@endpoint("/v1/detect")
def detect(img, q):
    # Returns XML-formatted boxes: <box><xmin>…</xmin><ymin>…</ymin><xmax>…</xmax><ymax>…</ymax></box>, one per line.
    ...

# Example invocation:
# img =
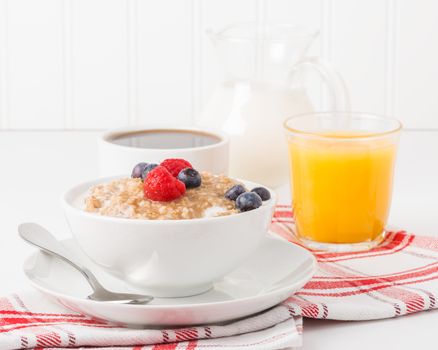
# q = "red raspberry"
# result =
<box><xmin>160</xmin><ymin>158</ymin><xmax>193</xmax><ymax>177</ymax></box>
<box><xmin>144</xmin><ymin>166</ymin><xmax>186</xmax><ymax>202</ymax></box>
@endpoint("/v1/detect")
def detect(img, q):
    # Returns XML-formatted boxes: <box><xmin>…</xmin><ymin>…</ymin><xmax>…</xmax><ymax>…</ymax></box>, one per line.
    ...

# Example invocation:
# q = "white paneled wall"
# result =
<box><xmin>331</xmin><ymin>0</ymin><xmax>387</xmax><ymax>114</ymax></box>
<box><xmin>0</xmin><ymin>0</ymin><xmax>436</xmax><ymax>130</ymax></box>
<box><xmin>200</xmin><ymin>0</ymin><xmax>257</xmax><ymax>114</ymax></box>
<box><xmin>396</xmin><ymin>0</ymin><xmax>438</xmax><ymax>129</ymax></box>
<box><xmin>70</xmin><ymin>0</ymin><xmax>128</xmax><ymax>129</ymax></box>
<box><xmin>6</xmin><ymin>0</ymin><xmax>64</xmax><ymax>129</ymax></box>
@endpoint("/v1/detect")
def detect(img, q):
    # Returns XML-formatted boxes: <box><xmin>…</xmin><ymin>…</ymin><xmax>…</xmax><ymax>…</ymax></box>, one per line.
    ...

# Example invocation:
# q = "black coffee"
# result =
<box><xmin>109</xmin><ymin>129</ymin><xmax>221</xmax><ymax>149</ymax></box>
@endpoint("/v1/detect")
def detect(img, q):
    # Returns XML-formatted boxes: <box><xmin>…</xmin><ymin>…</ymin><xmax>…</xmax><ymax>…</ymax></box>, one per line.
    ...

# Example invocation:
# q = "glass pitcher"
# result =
<box><xmin>196</xmin><ymin>22</ymin><xmax>349</xmax><ymax>187</ymax></box>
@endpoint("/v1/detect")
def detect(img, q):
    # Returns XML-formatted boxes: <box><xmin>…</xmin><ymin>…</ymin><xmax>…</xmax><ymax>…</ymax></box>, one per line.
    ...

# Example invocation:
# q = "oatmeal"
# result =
<box><xmin>85</xmin><ymin>172</ymin><xmax>239</xmax><ymax>220</ymax></box>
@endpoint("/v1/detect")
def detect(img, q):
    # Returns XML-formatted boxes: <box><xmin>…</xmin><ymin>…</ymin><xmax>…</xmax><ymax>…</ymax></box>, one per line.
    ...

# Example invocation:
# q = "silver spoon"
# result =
<box><xmin>18</xmin><ymin>223</ymin><xmax>153</xmax><ymax>305</ymax></box>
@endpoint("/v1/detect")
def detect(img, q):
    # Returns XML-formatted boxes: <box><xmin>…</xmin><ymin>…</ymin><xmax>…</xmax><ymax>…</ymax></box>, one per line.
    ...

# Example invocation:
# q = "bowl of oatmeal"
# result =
<box><xmin>62</xmin><ymin>160</ymin><xmax>276</xmax><ymax>297</ymax></box>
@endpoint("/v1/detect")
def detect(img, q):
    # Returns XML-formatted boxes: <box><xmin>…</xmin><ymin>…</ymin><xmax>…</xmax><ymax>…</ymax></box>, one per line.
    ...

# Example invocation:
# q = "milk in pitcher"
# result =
<box><xmin>199</xmin><ymin>80</ymin><xmax>314</xmax><ymax>187</ymax></box>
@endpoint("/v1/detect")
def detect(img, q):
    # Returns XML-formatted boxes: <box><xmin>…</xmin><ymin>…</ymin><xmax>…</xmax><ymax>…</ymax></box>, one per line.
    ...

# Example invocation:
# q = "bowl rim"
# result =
<box><xmin>62</xmin><ymin>175</ymin><xmax>277</xmax><ymax>225</ymax></box>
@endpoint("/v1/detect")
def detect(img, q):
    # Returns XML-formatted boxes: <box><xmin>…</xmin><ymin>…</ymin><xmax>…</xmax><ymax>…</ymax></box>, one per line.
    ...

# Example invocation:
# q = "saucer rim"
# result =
<box><xmin>23</xmin><ymin>235</ymin><xmax>317</xmax><ymax>310</ymax></box>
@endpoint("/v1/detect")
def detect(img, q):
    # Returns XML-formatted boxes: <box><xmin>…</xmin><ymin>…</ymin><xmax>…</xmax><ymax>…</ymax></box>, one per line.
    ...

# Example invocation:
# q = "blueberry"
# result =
<box><xmin>224</xmin><ymin>184</ymin><xmax>246</xmax><ymax>201</ymax></box>
<box><xmin>236</xmin><ymin>192</ymin><xmax>262</xmax><ymax>212</ymax></box>
<box><xmin>251</xmin><ymin>187</ymin><xmax>271</xmax><ymax>201</ymax></box>
<box><xmin>131</xmin><ymin>162</ymin><xmax>148</xmax><ymax>178</ymax></box>
<box><xmin>177</xmin><ymin>168</ymin><xmax>202</xmax><ymax>188</ymax></box>
<box><xmin>141</xmin><ymin>163</ymin><xmax>158</xmax><ymax>180</ymax></box>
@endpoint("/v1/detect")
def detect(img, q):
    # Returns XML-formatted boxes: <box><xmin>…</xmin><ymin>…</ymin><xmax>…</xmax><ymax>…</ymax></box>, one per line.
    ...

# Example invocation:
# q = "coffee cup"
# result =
<box><xmin>98</xmin><ymin>126</ymin><xmax>229</xmax><ymax>176</ymax></box>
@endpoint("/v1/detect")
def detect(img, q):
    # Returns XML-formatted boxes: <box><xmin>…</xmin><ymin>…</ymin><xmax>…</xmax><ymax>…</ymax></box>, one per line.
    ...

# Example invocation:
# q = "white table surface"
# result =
<box><xmin>0</xmin><ymin>130</ymin><xmax>437</xmax><ymax>349</ymax></box>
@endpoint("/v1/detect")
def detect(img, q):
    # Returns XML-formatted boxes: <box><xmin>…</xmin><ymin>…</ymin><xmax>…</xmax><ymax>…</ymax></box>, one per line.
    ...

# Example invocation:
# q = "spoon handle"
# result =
<box><xmin>18</xmin><ymin>223</ymin><xmax>105</xmax><ymax>292</ymax></box>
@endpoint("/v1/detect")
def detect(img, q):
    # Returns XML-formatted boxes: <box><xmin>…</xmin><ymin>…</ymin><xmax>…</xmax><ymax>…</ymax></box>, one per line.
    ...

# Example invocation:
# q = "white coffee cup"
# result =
<box><xmin>98</xmin><ymin>126</ymin><xmax>229</xmax><ymax>176</ymax></box>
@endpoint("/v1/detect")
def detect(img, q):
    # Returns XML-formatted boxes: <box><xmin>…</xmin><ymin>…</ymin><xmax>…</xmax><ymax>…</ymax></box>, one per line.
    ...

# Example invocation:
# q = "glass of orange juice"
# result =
<box><xmin>284</xmin><ymin>112</ymin><xmax>402</xmax><ymax>252</ymax></box>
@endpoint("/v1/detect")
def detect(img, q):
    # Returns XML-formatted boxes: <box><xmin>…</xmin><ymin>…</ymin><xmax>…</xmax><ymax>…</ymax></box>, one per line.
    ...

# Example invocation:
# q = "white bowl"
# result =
<box><xmin>62</xmin><ymin>177</ymin><xmax>277</xmax><ymax>298</ymax></box>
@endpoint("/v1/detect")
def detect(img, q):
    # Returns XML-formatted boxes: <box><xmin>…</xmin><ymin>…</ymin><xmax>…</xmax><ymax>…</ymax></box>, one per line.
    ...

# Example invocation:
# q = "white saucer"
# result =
<box><xmin>23</xmin><ymin>236</ymin><xmax>316</xmax><ymax>326</ymax></box>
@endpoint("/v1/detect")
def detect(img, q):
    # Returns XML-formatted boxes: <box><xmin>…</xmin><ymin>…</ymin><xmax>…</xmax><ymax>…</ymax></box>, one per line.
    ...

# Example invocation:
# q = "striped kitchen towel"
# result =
<box><xmin>2</xmin><ymin>205</ymin><xmax>438</xmax><ymax>349</ymax></box>
<box><xmin>271</xmin><ymin>205</ymin><xmax>438</xmax><ymax>320</ymax></box>
<box><xmin>0</xmin><ymin>292</ymin><xmax>302</xmax><ymax>350</ymax></box>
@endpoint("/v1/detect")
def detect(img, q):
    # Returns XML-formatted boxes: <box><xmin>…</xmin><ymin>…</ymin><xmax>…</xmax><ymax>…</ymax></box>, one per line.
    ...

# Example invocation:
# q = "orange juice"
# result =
<box><xmin>288</xmin><ymin>134</ymin><xmax>398</xmax><ymax>244</ymax></box>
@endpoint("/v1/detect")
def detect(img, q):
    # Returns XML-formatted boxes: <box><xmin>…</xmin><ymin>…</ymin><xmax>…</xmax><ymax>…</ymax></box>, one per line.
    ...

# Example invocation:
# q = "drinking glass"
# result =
<box><xmin>284</xmin><ymin>112</ymin><xmax>402</xmax><ymax>252</ymax></box>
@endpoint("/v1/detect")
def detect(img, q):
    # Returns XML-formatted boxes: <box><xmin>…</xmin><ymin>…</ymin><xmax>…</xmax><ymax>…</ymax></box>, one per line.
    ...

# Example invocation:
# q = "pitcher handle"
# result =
<box><xmin>289</xmin><ymin>57</ymin><xmax>351</xmax><ymax>111</ymax></box>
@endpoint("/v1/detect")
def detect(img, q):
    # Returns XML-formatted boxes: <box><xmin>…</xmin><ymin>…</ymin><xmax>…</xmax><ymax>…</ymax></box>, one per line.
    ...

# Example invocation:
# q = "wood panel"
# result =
<box><xmin>331</xmin><ymin>0</ymin><xmax>387</xmax><ymax>114</ymax></box>
<box><xmin>0</xmin><ymin>0</ymin><xmax>7</xmax><ymax>128</ymax></box>
<box><xmin>71</xmin><ymin>0</ymin><xmax>128</xmax><ymax>128</ymax></box>
<box><xmin>6</xmin><ymin>0</ymin><xmax>64</xmax><ymax>129</ymax></box>
<box><xmin>198</xmin><ymin>0</ymin><xmax>257</xmax><ymax>118</ymax></box>
<box><xmin>266</xmin><ymin>0</ymin><xmax>322</xmax><ymax>109</ymax></box>
<box><xmin>396</xmin><ymin>0</ymin><xmax>438</xmax><ymax>128</ymax></box>
<box><xmin>0</xmin><ymin>0</ymin><xmax>437</xmax><ymax>129</ymax></box>
<box><xmin>136</xmin><ymin>0</ymin><xmax>192</xmax><ymax>126</ymax></box>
